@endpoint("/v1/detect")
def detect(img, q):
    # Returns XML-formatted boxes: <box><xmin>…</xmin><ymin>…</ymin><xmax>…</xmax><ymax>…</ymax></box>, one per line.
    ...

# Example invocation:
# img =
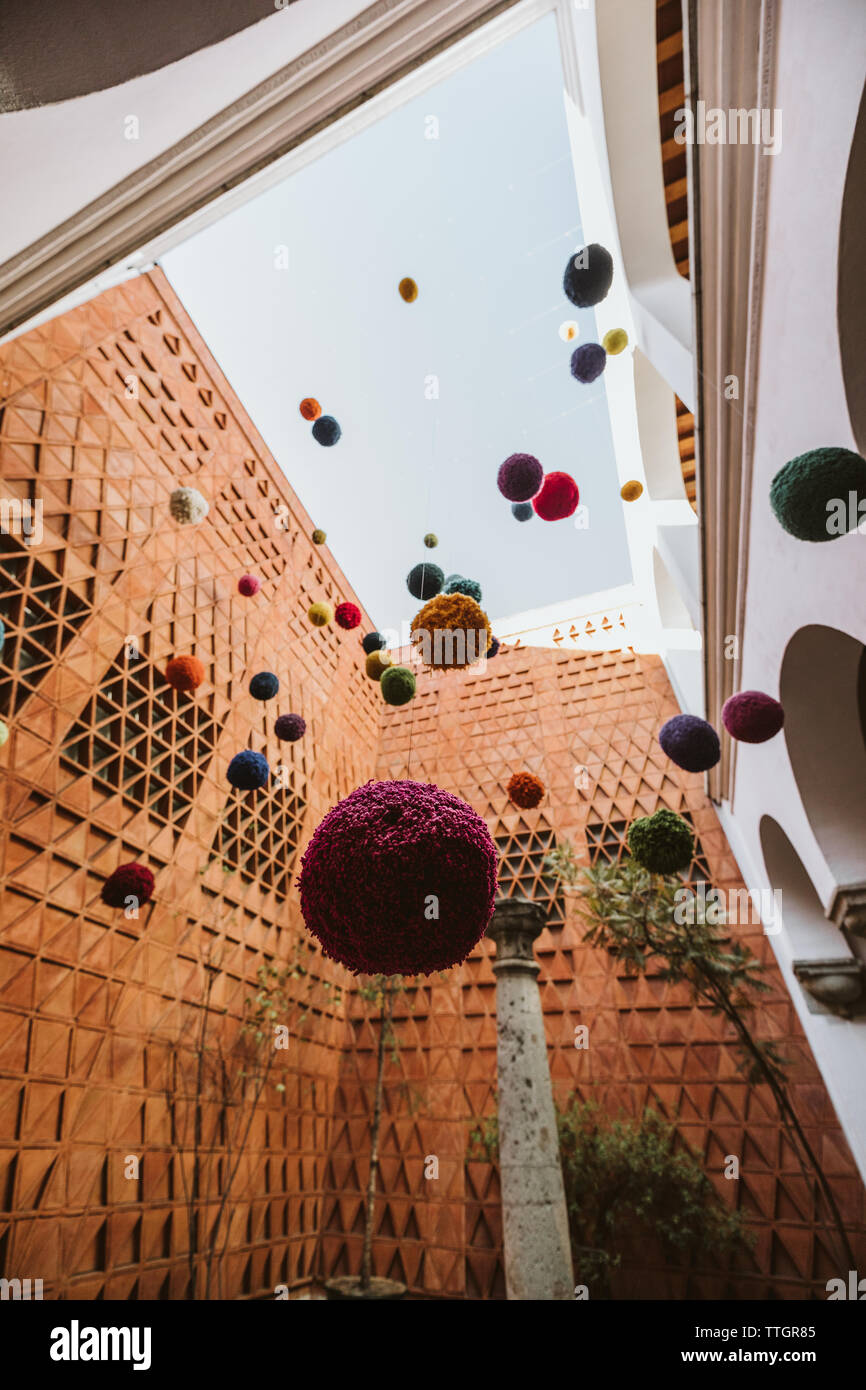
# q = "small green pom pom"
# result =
<box><xmin>627</xmin><ymin>808</ymin><xmax>693</xmax><ymax>874</ymax></box>
<box><xmin>380</xmin><ymin>666</ymin><xmax>416</xmax><ymax>706</ymax></box>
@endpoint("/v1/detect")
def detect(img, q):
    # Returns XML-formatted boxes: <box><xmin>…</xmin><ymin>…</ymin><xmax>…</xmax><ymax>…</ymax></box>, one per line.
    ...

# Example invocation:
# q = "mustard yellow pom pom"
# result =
<box><xmin>398</xmin><ymin>277</ymin><xmax>418</xmax><ymax>303</ymax></box>
<box><xmin>603</xmin><ymin>328</ymin><xmax>628</xmax><ymax>355</ymax></box>
<box><xmin>620</xmin><ymin>480</ymin><xmax>643</xmax><ymax>502</ymax></box>
<box><xmin>308</xmin><ymin>601</ymin><xmax>334</xmax><ymax>627</ymax></box>
<box><xmin>312</xmin><ymin>528</ymin><xmax>326</xmax><ymax>545</ymax></box>
<box><xmin>365</xmin><ymin>650</ymin><xmax>393</xmax><ymax>681</ymax></box>
<box><xmin>410</xmin><ymin>593</ymin><xmax>491</xmax><ymax>670</ymax></box>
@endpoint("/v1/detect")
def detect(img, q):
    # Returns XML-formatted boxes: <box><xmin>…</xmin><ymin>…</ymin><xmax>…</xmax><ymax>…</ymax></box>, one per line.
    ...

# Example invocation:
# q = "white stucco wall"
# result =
<box><xmin>0</xmin><ymin>0</ymin><xmax>371</xmax><ymax>265</ymax></box>
<box><xmin>720</xmin><ymin>0</ymin><xmax>866</xmax><ymax>1178</ymax></box>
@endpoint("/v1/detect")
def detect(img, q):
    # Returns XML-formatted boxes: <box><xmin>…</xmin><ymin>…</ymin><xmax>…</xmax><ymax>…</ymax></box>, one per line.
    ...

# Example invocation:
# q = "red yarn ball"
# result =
<box><xmin>507</xmin><ymin>771</ymin><xmax>545</xmax><ymax>809</ymax></box>
<box><xmin>721</xmin><ymin>690</ymin><xmax>785</xmax><ymax>743</ymax></box>
<box><xmin>165</xmin><ymin>655</ymin><xmax>205</xmax><ymax>692</ymax></box>
<box><xmin>335</xmin><ymin>602</ymin><xmax>361</xmax><ymax>630</ymax></box>
<box><xmin>238</xmin><ymin>574</ymin><xmax>260</xmax><ymax>597</ymax></box>
<box><xmin>101</xmin><ymin>863</ymin><xmax>155</xmax><ymax>909</ymax></box>
<box><xmin>532</xmin><ymin>471</ymin><xmax>579</xmax><ymax>520</ymax></box>
<box><xmin>297</xmin><ymin>779</ymin><xmax>498</xmax><ymax>975</ymax></box>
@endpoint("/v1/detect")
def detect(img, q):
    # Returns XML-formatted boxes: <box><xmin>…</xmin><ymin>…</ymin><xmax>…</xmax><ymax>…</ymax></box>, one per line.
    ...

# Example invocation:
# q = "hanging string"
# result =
<box><xmin>406</xmin><ymin>398</ymin><xmax>440</xmax><ymax>781</ymax></box>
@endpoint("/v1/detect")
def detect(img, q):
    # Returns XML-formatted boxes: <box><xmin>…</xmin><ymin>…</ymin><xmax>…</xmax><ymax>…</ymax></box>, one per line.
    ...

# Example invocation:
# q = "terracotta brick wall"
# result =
<box><xmin>1</xmin><ymin>275</ymin><xmax>862</xmax><ymax>1300</ymax></box>
<box><xmin>316</xmin><ymin>646</ymin><xmax>866</xmax><ymax>1298</ymax></box>
<box><xmin>0</xmin><ymin>271</ymin><xmax>380</xmax><ymax>1298</ymax></box>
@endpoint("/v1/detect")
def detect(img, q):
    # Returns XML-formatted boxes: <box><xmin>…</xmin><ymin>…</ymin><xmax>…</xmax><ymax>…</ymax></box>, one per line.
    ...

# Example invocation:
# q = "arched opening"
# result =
<box><xmin>759</xmin><ymin>816</ymin><xmax>842</xmax><ymax>960</ymax></box>
<box><xmin>780</xmin><ymin>625</ymin><xmax>866</xmax><ymax>887</ymax></box>
<box><xmin>838</xmin><ymin>77</ymin><xmax>866</xmax><ymax>455</ymax></box>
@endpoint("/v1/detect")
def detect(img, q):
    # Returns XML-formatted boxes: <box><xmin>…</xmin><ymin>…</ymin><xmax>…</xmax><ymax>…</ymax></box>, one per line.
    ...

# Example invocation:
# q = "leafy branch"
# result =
<box><xmin>544</xmin><ymin>851</ymin><xmax>856</xmax><ymax>1275</ymax></box>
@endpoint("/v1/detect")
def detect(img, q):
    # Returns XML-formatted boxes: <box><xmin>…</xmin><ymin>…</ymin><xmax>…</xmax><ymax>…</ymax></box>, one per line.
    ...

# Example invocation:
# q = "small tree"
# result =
<box><xmin>545</xmin><ymin>850</ymin><xmax>856</xmax><ymax>1273</ymax></box>
<box><xmin>351</xmin><ymin>974</ymin><xmax>418</xmax><ymax>1294</ymax></box>
<box><xmin>164</xmin><ymin>936</ymin><xmax>342</xmax><ymax>1299</ymax></box>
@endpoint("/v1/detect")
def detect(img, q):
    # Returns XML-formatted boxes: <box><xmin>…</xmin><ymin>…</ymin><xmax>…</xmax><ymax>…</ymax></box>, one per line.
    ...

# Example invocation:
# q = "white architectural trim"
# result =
<box><xmin>696</xmin><ymin>0</ymin><xmax>778</xmax><ymax>802</ymax></box>
<box><xmin>576</xmin><ymin>0</ymin><xmax>693</xmax><ymax>405</ymax></box>
<box><xmin>0</xmin><ymin>0</ymin><xmax>530</xmax><ymax>336</ymax></box>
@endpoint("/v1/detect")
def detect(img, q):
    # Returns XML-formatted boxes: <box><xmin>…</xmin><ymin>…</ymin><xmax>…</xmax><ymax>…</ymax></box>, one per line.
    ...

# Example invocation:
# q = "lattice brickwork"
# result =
<box><xmin>1</xmin><ymin>274</ymin><xmax>862</xmax><ymax>1302</ymax></box>
<box><xmin>317</xmin><ymin>646</ymin><xmax>866</xmax><ymax>1299</ymax></box>
<box><xmin>0</xmin><ymin>271</ymin><xmax>381</xmax><ymax>1298</ymax></box>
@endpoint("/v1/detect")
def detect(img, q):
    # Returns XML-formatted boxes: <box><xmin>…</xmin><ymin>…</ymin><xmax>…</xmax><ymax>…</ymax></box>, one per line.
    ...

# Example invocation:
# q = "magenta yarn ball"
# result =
<box><xmin>101</xmin><ymin>863</ymin><xmax>155</xmax><ymax>909</ymax></box>
<box><xmin>497</xmin><ymin>453</ymin><xmax>544</xmax><ymax>503</ymax></box>
<box><xmin>721</xmin><ymin>691</ymin><xmax>785</xmax><ymax>744</ymax></box>
<box><xmin>297</xmin><ymin>779</ymin><xmax>498</xmax><ymax>976</ymax></box>
<box><xmin>238</xmin><ymin>574</ymin><xmax>260</xmax><ymax>597</ymax></box>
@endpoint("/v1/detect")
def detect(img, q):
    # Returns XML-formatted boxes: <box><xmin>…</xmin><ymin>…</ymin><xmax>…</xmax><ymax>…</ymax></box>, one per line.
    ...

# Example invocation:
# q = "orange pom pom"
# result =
<box><xmin>507</xmin><ymin>771</ymin><xmax>545</xmax><ymax>809</ymax></box>
<box><xmin>299</xmin><ymin>398</ymin><xmax>322</xmax><ymax>421</ymax></box>
<box><xmin>165</xmin><ymin>656</ymin><xmax>205</xmax><ymax>693</ymax></box>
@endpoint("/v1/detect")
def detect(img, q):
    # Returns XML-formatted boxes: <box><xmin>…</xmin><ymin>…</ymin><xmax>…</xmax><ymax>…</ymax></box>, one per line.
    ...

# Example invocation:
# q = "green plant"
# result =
<box><xmin>558</xmin><ymin>1101</ymin><xmax>751</xmax><ymax>1295</ymax></box>
<box><xmin>543</xmin><ymin>842</ymin><xmax>583</xmax><ymax>892</ymax></box>
<box><xmin>467</xmin><ymin>1110</ymin><xmax>499</xmax><ymax>1163</ymax></box>
<box><xmin>465</xmin><ymin>1102</ymin><xmax>751</xmax><ymax>1296</ymax></box>
<box><xmin>545</xmin><ymin>851</ymin><xmax>856</xmax><ymax>1273</ymax></box>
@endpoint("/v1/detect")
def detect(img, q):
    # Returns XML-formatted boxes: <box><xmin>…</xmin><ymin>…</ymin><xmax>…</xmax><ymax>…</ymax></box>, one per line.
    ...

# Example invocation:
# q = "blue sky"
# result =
<box><xmin>163</xmin><ymin>14</ymin><xmax>631</xmax><ymax>635</ymax></box>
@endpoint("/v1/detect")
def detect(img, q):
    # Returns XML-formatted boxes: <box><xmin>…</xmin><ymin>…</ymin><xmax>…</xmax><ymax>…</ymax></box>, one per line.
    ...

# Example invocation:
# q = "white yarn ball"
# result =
<box><xmin>169</xmin><ymin>486</ymin><xmax>209</xmax><ymax>525</ymax></box>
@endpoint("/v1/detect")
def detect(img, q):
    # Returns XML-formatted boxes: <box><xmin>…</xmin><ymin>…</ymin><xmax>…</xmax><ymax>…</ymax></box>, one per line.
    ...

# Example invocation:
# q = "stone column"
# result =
<box><xmin>488</xmin><ymin>897</ymin><xmax>574</xmax><ymax>1300</ymax></box>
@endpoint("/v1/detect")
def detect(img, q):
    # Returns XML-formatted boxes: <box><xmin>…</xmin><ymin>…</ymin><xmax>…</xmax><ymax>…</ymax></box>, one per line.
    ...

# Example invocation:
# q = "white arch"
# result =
<box><xmin>759</xmin><ymin>816</ymin><xmax>844</xmax><ymax>961</ymax></box>
<box><xmin>780</xmin><ymin>624</ymin><xmax>866</xmax><ymax>889</ymax></box>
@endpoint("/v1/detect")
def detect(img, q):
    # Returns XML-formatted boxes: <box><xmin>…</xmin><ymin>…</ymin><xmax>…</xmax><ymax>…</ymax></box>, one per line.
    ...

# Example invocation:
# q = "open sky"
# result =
<box><xmin>162</xmin><ymin>14</ymin><xmax>631</xmax><ymax>635</ymax></box>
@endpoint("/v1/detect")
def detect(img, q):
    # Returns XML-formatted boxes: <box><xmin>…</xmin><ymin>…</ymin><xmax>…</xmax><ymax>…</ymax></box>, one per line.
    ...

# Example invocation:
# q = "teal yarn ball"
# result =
<box><xmin>380</xmin><ymin>666</ymin><xmax>416</xmax><ymax>706</ymax></box>
<box><xmin>445</xmin><ymin>576</ymin><xmax>482</xmax><ymax>603</ymax></box>
<box><xmin>627</xmin><ymin>808</ymin><xmax>694</xmax><ymax>874</ymax></box>
<box><xmin>770</xmin><ymin>447</ymin><xmax>866</xmax><ymax>542</ymax></box>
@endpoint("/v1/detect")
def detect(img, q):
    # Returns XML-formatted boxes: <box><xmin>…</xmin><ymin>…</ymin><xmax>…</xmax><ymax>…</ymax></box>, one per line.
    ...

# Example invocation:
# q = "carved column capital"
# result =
<box><xmin>487</xmin><ymin>897</ymin><xmax>546</xmax><ymax>976</ymax></box>
<box><xmin>828</xmin><ymin>885</ymin><xmax>866</xmax><ymax>939</ymax></box>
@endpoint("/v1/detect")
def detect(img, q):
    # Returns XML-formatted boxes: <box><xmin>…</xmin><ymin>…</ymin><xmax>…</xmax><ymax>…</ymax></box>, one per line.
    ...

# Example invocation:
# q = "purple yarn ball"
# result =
<box><xmin>658</xmin><ymin>714</ymin><xmax>721</xmax><ymax>773</ymax></box>
<box><xmin>721</xmin><ymin>691</ymin><xmax>784</xmax><ymax>744</ymax></box>
<box><xmin>497</xmin><ymin>453</ymin><xmax>544</xmax><ymax>503</ymax></box>
<box><xmin>274</xmin><ymin>713</ymin><xmax>306</xmax><ymax>742</ymax></box>
<box><xmin>570</xmin><ymin>342</ymin><xmax>607</xmax><ymax>384</ymax></box>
